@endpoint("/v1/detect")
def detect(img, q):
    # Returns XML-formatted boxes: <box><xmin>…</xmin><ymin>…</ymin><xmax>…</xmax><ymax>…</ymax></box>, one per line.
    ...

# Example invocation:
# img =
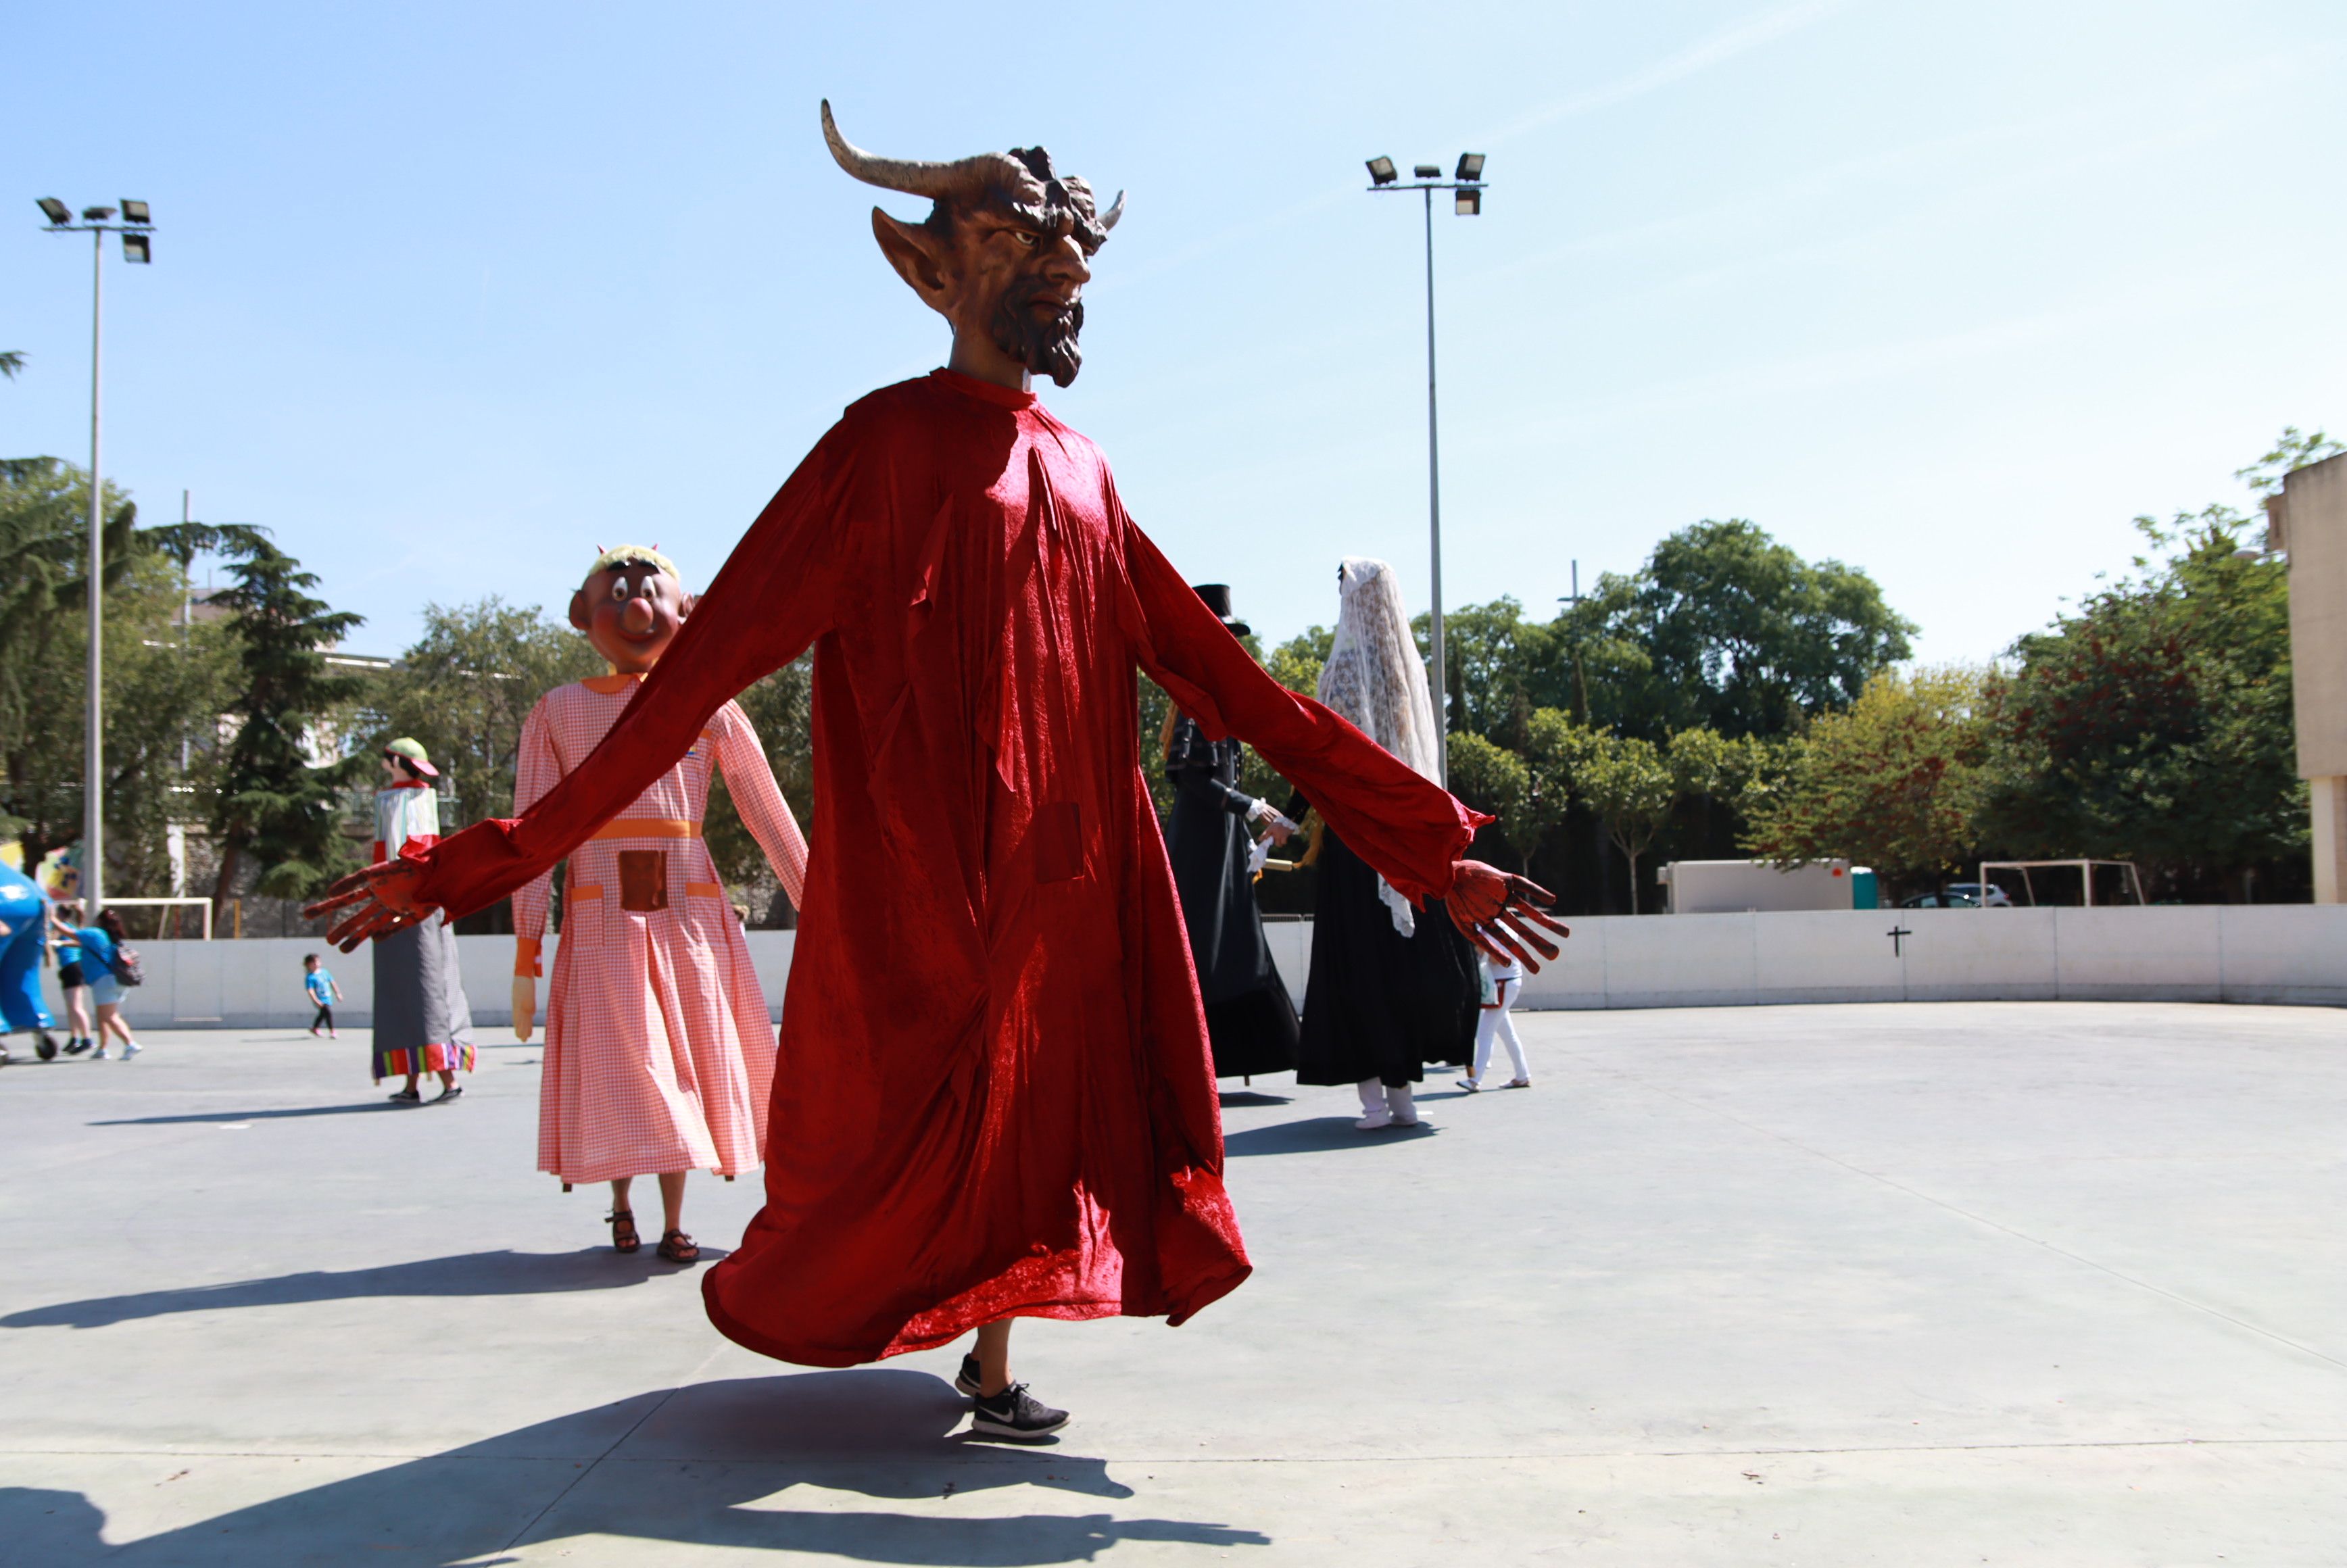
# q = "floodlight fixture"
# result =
<box><xmin>1366</xmin><ymin>155</ymin><xmax>1397</xmax><ymax>186</ymax></box>
<box><xmin>1455</xmin><ymin>187</ymin><xmax>1481</xmax><ymax>216</ymax></box>
<box><xmin>1455</xmin><ymin>153</ymin><xmax>1485</xmax><ymax>182</ymax></box>
<box><xmin>37</xmin><ymin>196</ymin><xmax>72</xmax><ymax>225</ymax></box>
<box><xmin>121</xmin><ymin>199</ymin><xmax>150</xmax><ymax>224</ymax></box>
<box><xmin>82</xmin><ymin>205</ymin><xmax>117</xmax><ymax>222</ymax></box>
<box><xmin>1412</xmin><ymin>164</ymin><xmax>1441</xmax><ymax>179</ymax></box>
<box><xmin>122</xmin><ymin>232</ymin><xmax>151</xmax><ymax>264</ymax></box>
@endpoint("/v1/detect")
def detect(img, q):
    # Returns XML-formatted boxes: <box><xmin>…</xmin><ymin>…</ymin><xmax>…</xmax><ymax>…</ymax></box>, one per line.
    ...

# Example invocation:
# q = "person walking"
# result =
<box><xmin>53</xmin><ymin>906</ymin><xmax>141</xmax><ymax>1060</ymax></box>
<box><xmin>303</xmin><ymin>954</ymin><xmax>343</xmax><ymax>1038</ymax></box>
<box><xmin>369</xmin><ymin>739</ymin><xmax>475</xmax><ymax>1104</ymax></box>
<box><xmin>510</xmin><ymin>545</ymin><xmax>808</xmax><ymax>1266</ymax></box>
<box><xmin>1459</xmin><ymin>950</ymin><xmax>1530</xmax><ymax>1092</ymax></box>
<box><xmin>1288</xmin><ymin>559</ymin><xmax>1484</xmax><ymax>1131</ymax></box>
<box><xmin>51</xmin><ymin>898</ymin><xmax>95</xmax><ymax>1056</ymax></box>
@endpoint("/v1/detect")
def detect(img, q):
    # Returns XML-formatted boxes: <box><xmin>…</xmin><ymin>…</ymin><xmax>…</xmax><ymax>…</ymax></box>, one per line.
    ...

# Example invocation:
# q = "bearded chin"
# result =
<box><xmin>992</xmin><ymin>293</ymin><xmax>1085</xmax><ymax>388</ymax></box>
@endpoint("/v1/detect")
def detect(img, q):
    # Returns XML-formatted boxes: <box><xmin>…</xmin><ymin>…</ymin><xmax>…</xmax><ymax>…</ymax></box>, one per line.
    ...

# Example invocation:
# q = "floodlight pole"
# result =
<box><xmin>39</xmin><ymin>201</ymin><xmax>155</xmax><ymax>914</ymax></box>
<box><xmin>84</xmin><ymin>224</ymin><xmax>104</xmax><ymax>914</ymax></box>
<box><xmin>1368</xmin><ymin>164</ymin><xmax>1484</xmax><ymax>786</ymax></box>
<box><xmin>1421</xmin><ymin>183</ymin><xmax>1445</xmax><ymax>786</ymax></box>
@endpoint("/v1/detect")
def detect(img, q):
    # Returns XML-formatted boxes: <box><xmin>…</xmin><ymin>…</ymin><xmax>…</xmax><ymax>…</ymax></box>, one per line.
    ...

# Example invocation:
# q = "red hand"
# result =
<box><xmin>1445</xmin><ymin>860</ymin><xmax>1570</xmax><ymax>971</ymax></box>
<box><xmin>303</xmin><ymin>860</ymin><xmax>440</xmax><ymax>953</ymax></box>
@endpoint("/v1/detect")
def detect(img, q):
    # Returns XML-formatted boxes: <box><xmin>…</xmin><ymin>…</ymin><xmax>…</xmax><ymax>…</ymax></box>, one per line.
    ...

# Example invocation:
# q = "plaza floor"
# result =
<box><xmin>1</xmin><ymin>1002</ymin><xmax>2340</xmax><ymax>1565</ymax></box>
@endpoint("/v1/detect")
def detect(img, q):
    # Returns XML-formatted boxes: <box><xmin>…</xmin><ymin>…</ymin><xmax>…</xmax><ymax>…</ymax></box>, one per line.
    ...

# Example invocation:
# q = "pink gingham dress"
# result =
<box><xmin>514</xmin><ymin>675</ymin><xmax>808</xmax><ymax>1185</ymax></box>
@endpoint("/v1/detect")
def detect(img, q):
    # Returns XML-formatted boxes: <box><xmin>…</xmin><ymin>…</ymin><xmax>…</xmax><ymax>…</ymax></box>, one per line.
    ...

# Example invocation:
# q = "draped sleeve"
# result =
<box><xmin>713</xmin><ymin>698</ymin><xmax>808</xmax><ymax>911</ymax></box>
<box><xmin>508</xmin><ymin>693</ymin><xmax>562</xmax><ymax>977</ymax></box>
<box><xmin>1115</xmin><ymin>501</ymin><xmax>1484</xmax><ymax>904</ymax></box>
<box><xmin>404</xmin><ymin>420</ymin><xmax>858</xmax><ymax>922</ymax></box>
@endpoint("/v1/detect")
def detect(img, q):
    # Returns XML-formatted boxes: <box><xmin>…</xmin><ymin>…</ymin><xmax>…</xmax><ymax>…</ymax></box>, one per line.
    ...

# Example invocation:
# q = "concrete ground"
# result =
<box><xmin>1</xmin><ymin>1002</ymin><xmax>2340</xmax><ymax>1566</ymax></box>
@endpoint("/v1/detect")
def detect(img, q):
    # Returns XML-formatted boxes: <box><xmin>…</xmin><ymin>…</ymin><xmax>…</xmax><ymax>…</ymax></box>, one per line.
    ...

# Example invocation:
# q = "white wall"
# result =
<box><xmin>48</xmin><ymin>906</ymin><xmax>2347</xmax><ymax>1032</ymax></box>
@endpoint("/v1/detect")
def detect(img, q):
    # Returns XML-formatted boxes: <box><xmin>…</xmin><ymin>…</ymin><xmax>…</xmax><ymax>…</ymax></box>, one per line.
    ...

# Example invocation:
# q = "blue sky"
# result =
<box><xmin>5</xmin><ymin>1</ymin><xmax>2341</xmax><ymax>667</ymax></box>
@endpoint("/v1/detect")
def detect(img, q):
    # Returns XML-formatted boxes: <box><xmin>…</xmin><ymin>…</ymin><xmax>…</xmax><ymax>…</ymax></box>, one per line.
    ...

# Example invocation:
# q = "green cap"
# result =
<box><xmin>383</xmin><ymin>737</ymin><xmax>439</xmax><ymax>778</ymax></box>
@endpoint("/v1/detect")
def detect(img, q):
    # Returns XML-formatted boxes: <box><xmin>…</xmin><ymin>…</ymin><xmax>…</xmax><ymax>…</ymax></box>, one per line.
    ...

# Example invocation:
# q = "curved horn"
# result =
<box><xmin>1099</xmin><ymin>189</ymin><xmax>1126</xmax><ymax>231</ymax></box>
<box><xmin>821</xmin><ymin>99</ymin><xmax>994</xmax><ymax>201</ymax></box>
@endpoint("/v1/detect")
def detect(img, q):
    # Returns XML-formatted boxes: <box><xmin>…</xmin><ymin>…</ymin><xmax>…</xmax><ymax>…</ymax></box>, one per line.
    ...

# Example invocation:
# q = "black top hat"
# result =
<box><xmin>1190</xmin><ymin>583</ymin><xmax>1249</xmax><ymax>638</ymax></box>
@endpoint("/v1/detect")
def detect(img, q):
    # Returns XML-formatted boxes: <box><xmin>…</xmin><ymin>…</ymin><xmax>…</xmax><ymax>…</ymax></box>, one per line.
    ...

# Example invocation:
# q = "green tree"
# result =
<box><xmin>0</xmin><ymin>458</ymin><xmax>141</xmax><ymax>863</ymax></box>
<box><xmin>1562</xmin><ymin>519</ymin><xmax>1914</xmax><ymax>740</ymax></box>
<box><xmin>0</xmin><ymin>351</ymin><xmax>23</xmax><ymax>380</ymax></box>
<box><xmin>204</xmin><ymin>532</ymin><xmax>370</xmax><ymax>910</ymax></box>
<box><xmin>1266</xmin><ymin>624</ymin><xmax>1332</xmax><ymax>700</ymax></box>
<box><xmin>1976</xmin><ymin>504</ymin><xmax>2300</xmax><ymax>894</ymax></box>
<box><xmin>1744</xmin><ymin>665</ymin><xmax>1989</xmax><ymax>894</ymax></box>
<box><xmin>1414</xmin><ymin>597</ymin><xmax>1565</xmax><ymax>745</ymax></box>
<box><xmin>377</xmin><ymin>598</ymin><xmax>604</xmax><ymax>832</ymax></box>
<box><xmin>1446</xmin><ymin>731</ymin><xmax>1537</xmax><ymax>870</ymax></box>
<box><xmin>1577</xmin><ymin>731</ymin><xmax>1678</xmax><ymax>913</ymax></box>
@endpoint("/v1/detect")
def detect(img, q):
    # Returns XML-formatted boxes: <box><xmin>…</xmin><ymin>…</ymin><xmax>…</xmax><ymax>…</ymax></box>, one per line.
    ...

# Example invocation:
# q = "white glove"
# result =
<box><xmin>1244</xmin><ymin>797</ymin><xmax>1274</xmax><ymax>823</ymax></box>
<box><xmin>1247</xmin><ymin>835</ymin><xmax>1272</xmax><ymax>876</ymax></box>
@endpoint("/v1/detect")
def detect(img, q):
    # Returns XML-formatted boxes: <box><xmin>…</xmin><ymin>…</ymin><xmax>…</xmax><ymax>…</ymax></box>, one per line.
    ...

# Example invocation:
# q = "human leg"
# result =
<box><xmin>963</xmin><ymin>1319</ymin><xmax>1068</xmax><ymax>1440</ymax></box>
<box><xmin>1464</xmin><ymin>1006</ymin><xmax>1500</xmax><ymax>1089</ymax></box>
<box><xmin>655</xmin><ymin>1172</ymin><xmax>697</xmax><ymax>1262</ymax></box>
<box><xmin>1354</xmin><ymin>1077</ymin><xmax>1393</xmax><ymax>1130</ymax></box>
<box><xmin>606</xmin><ymin>1177</ymin><xmax>641</xmax><ymax>1252</ymax></box>
<box><xmin>1383</xmin><ymin>1081</ymin><xmax>1419</xmax><ymax>1125</ymax></box>
<box><xmin>1493</xmin><ymin>986</ymin><xmax>1529</xmax><ymax>1085</ymax></box>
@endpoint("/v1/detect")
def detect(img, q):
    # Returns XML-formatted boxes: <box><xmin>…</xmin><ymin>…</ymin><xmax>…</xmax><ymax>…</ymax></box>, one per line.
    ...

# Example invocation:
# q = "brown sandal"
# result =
<box><xmin>657</xmin><ymin>1229</ymin><xmax>700</xmax><ymax>1264</ymax></box>
<box><xmin>607</xmin><ymin>1209</ymin><xmax>639</xmax><ymax>1254</ymax></box>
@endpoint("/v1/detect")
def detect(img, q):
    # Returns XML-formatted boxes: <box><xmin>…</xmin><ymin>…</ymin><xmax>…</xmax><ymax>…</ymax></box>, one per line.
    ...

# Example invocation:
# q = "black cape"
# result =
<box><xmin>1291</xmin><ymin>818</ymin><xmax>1478</xmax><ymax>1087</ymax></box>
<box><xmin>1163</xmin><ymin>716</ymin><xmax>1299</xmax><ymax>1078</ymax></box>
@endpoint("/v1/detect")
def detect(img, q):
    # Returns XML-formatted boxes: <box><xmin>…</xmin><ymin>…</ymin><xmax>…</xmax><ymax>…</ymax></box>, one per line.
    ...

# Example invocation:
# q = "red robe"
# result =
<box><xmin>402</xmin><ymin>368</ymin><xmax>1483</xmax><ymax>1365</ymax></box>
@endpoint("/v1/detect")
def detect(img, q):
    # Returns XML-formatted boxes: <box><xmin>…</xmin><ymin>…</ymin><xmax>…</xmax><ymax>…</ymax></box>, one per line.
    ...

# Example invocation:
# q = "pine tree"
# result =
<box><xmin>197</xmin><ymin>529</ymin><xmax>368</xmax><ymax>912</ymax></box>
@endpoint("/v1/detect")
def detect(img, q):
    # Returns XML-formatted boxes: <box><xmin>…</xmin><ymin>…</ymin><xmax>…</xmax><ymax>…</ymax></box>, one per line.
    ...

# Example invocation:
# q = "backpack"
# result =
<box><xmin>113</xmin><ymin>944</ymin><xmax>144</xmax><ymax>987</ymax></box>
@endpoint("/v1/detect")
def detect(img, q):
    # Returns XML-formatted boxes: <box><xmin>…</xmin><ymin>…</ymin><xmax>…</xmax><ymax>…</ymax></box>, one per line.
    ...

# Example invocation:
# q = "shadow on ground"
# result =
<box><xmin>93</xmin><ymin>1102</ymin><xmax>406</xmax><ymax>1125</ymax></box>
<box><xmin>1</xmin><ymin>1248</ymin><xmax>719</xmax><ymax>1329</ymax></box>
<box><xmin>0</xmin><ymin>1371</ymin><xmax>1270</xmax><ymax>1565</ymax></box>
<box><xmin>1221</xmin><ymin>1116</ymin><xmax>1438</xmax><ymax>1156</ymax></box>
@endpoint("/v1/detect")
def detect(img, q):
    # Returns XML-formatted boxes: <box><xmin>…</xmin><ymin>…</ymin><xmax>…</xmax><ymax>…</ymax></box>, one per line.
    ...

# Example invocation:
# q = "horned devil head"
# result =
<box><xmin>821</xmin><ymin>99</ymin><xmax>1123</xmax><ymax>388</ymax></box>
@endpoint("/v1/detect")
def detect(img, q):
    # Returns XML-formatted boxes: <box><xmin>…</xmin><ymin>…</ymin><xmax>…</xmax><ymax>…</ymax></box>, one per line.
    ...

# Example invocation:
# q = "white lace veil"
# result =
<box><xmin>1315</xmin><ymin>556</ymin><xmax>1441</xmax><ymax>933</ymax></box>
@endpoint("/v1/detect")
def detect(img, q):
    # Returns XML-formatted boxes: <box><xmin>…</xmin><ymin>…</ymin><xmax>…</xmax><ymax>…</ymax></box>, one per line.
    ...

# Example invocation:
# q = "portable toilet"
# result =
<box><xmin>1852</xmin><ymin>866</ymin><xmax>1879</xmax><ymax>910</ymax></box>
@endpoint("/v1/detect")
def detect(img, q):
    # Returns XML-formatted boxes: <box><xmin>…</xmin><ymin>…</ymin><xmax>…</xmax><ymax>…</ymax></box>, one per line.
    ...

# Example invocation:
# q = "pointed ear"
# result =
<box><xmin>871</xmin><ymin>207</ymin><xmax>953</xmax><ymax>314</ymax></box>
<box><xmin>678</xmin><ymin>591</ymin><xmax>698</xmax><ymax>621</ymax></box>
<box><xmin>567</xmin><ymin>588</ymin><xmax>591</xmax><ymax>631</ymax></box>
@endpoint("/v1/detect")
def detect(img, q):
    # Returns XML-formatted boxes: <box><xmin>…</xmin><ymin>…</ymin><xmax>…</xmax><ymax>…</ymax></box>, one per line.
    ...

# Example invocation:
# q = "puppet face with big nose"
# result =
<box><xmin>568</xmin><ymin>559</ymin><xmax>695</xmax><ymax>675</ymax></box>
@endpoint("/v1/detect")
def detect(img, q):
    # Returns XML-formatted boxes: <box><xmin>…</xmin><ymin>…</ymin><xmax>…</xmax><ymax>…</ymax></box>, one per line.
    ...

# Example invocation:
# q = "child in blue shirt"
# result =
<box><xmin>303</xmin><ymin>954</ymin><xmax>343</xmax><ymax>1038</ymax></box>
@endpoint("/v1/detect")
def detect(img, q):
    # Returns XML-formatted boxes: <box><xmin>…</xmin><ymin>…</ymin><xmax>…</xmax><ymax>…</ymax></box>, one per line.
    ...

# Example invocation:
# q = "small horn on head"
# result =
<box><xmin>821</xmin><ymin>99</ymin><xmax>1002</xmax><ymax>202</ymax></box>
<box><xmin>1100</xmin><ymin>189</ymin><xmax>1126</xmax><ymax>232</ymax></box>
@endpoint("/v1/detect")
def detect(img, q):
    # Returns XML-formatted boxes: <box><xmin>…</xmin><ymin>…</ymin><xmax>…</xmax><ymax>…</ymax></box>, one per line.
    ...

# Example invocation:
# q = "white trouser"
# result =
<box><xmin>1472</xmin><ymin>979</ymin><xmax>1528</xmax><ymax>1084</ymax></box>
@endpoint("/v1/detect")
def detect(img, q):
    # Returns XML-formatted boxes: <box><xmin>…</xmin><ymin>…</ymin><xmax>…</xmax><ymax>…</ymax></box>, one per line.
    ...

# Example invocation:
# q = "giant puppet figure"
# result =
<box><xmin>370</xmin><ymin>739</ymin><xmax>475</xmax><ymax>1102</ymax></box>
<box><xmin>510</xmin><ymin>545</ymin><xmax>809</xmax><ymax>1263</ymax></box>
<box><xmin>313</xmin><ymin>103</ymin><xmax>1565</xmax><ymax>1441</ymax></box>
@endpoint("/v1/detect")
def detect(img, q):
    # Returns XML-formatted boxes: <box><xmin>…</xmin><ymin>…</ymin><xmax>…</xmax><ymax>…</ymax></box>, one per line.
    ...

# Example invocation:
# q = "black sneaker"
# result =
<box><xmin>969</xmin><ymin>1382</ymin><xmax>1068</xmax><ymax>1441</ymax></box>
<box><xmin>432</xmin><ymin>1084</ymin><xmax>464</xmax><ymax>1104</ymax></box>
<box><xmin>388</xmin><ymin>1087</ymin><xmax>422</xmax><ymax>1103</ymax></box>
<box><xmin>64</xmin><ymin>1037</ymin><xmax>91</xmax><ymax>1056</ymax></box>
<box><xmin>954</xmin><ymin>1354</ymin><xmax>984</xmax><ymax>1397</ymax></box>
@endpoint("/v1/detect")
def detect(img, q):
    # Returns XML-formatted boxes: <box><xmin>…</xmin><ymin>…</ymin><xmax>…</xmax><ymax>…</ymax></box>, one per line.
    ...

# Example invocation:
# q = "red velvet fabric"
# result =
<box><xmin>403</xmin><ymin>369</ymin><xmax>1485</xmax><ymax>1365</ymax></box>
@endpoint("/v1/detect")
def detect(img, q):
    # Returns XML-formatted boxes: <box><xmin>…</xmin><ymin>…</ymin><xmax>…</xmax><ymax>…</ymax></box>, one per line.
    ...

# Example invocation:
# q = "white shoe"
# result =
<box><xmin>1384</xmin><ymin>1085</ymin><xmax>1420</xmax><ymax>1127</ymax></box>
<box><xmin>1354</xmin><ymin>1106</ymin><xmax>1394</xmax><ymax>1131</ymax></box>
<box><xmin>123</xmin><ymin>1042</ymin><xmax>142</xmax><ymax>1059</ymax></box>
<box><xmin>92</xmin><ymin>1046</ymin><xmax>110</xmax><ymax>1060</ymax></box>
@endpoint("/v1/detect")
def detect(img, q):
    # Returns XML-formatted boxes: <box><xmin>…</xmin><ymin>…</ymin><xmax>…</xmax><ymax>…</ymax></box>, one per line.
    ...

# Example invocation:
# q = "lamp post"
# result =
<box><xmin>1365</xmin><ymin>153</ymin><xmax>1484</xmax><ymax>786</ymax></box>
<box><xmin>37</xmin><ymin>197</ymin><xmax>154</xmax><ymax>915</ymax></box>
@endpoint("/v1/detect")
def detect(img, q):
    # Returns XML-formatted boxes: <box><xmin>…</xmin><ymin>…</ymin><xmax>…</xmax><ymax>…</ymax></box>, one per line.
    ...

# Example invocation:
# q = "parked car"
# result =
<box><xmin>1944</xmin><ymin>882</ymin><xmax>2014</xmax><ymax>907</ymax></box>
<box><xmin>1900</xmin><ymin>890</ymin><xmax>1979</xmax><ymax>908</ymax></box>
